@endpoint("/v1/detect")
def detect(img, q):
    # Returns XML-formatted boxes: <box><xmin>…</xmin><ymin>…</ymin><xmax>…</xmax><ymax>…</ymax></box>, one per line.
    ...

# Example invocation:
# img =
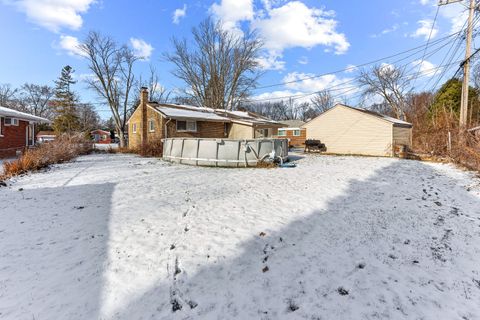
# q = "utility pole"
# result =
<box><xmin>439</xmin><ymin>0</ymin><xmax>476</xmax><ymax>131</ymax></box>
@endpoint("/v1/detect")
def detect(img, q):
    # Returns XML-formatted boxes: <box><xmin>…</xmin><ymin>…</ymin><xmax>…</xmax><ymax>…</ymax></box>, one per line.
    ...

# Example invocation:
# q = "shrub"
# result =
<box><xmin>1</xmin><ymin>133</ymin><xmax>93</xmax><ymax>180</ymax></box>
<box><xmin>114</xmin><ymin>140</ymin><xmax>163</xmax><ymax>158</ymax></box>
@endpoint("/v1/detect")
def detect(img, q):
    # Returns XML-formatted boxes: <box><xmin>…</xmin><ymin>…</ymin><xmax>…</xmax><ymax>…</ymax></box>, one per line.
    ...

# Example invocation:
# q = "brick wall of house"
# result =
<box><xmin>128</xmin><ymin>105</ymin><xmax>164</xmax><ymax>149</ymax></box>
<box><xmin>277</xmin><ymin>128</ymin><xmax>306</xmax><ymax>147</ymax></box>
<box><xmin>128</xmin><ymin>105</ymin><xmax>228</xmax><ymax>149</ymax></box>
<box><xmin>165</xmin><ymin>120</ymin><xmax>227</xmax><ymax>139</ymax></box>
<box><xmin>0</xmin><ymin>117</ymin><xmax>28</xmax><ymax>158</ymax></box>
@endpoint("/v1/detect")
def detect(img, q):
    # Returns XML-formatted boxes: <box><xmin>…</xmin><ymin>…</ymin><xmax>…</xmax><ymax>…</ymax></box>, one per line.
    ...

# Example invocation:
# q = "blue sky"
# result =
<box><xmin>0</xmin><ymin>0</ymin><xmax>474</xmax><ymax>117</ymax></box>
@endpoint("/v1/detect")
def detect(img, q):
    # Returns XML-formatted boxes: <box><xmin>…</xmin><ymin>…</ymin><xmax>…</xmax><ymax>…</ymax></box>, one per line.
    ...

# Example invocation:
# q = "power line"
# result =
<box><xmin>253</xmin><ymin>31</ymin><xmax>461</xmax><ymax>91</ymax></box>
<box><xmin>411</xmin><ymin>5</ymin><xmax>441</xmax><ymax>87</ymax></box>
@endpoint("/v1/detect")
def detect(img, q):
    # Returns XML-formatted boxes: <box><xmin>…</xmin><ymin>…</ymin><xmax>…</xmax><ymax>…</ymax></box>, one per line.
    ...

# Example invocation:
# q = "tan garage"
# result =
<box><xmin>302</xmin><ymin>104</ymin><xmax>413</xmax><ymax>157</ymax></box>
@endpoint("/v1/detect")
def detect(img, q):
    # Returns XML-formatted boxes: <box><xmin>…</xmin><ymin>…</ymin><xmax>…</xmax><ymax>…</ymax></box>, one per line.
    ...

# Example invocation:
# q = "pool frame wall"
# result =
<box><xmin>163</xmin><ymin>138</ymin><xmax>289</xmax><ymax>167</ymax></box>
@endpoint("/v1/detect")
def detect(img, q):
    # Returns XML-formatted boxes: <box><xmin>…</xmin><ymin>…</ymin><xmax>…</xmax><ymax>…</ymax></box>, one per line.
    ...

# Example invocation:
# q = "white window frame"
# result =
<box><xmin>132</xmin><ymin>123</ymin><xmax>137</xmax><ymax>133</ymax></box>
<box><xmin>293</xmin><ymin>129</ymin><xmax>301</xmax><ymax>136</ymax></box>
<box><xmin>278</xmin><ymin>129</ymin><xmax>286</xmax><ymax>137</ymax></box>
<box><xmin>148</xmin><ymin>119</ymin><xmax>155</xmax><ymax>132</ymax></box>
<box><xmin>4</xmin><ymin>117</ymin><xmax>19</xmax><ymax>126</ymax></box>
<box><xmin>176</xmin><ymin>120</ymin><xmax>197</xmax><ymax>132</ymax></box>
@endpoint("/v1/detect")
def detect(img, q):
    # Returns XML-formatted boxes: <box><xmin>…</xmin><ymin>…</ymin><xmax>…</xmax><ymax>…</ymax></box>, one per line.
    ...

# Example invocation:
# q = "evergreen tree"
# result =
<box><xmin>52</xmin><ymin>65</ymin><xmax>80</xmax><ymax>133</ymax></box>
<box><xmin>431</xmin><ymin>78</ymin><xmax>480</xmax><ymax>123</ymax></box>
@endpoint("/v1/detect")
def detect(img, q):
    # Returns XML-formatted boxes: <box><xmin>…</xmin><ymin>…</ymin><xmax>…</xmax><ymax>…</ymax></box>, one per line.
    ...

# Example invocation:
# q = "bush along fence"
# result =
<box><xmin>1</xmin><ymin>134</ymin><xmax>93</xmax><ymax>181</ymax></box>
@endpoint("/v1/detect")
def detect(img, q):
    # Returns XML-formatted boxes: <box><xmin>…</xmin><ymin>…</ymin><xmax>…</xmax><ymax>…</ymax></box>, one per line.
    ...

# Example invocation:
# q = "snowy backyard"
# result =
<box><xmin>1</xmin><ymin>153</ymin><xmax>480</xmax><ymax>320</ymax></box>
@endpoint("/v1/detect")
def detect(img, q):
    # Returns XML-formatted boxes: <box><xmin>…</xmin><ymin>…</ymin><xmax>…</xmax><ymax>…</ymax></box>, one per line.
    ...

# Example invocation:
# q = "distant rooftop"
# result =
<box><xmin>280</xmin><ymin>120</ymin><xmax>305</xmax><ymax>128</ymax></box>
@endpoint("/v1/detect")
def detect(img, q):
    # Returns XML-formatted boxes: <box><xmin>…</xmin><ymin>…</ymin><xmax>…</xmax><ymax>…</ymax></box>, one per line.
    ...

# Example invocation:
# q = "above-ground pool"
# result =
<box><xmin>163</xmin><ymin>138</ymin><xmax>288</xmax><ymax>167</ymax></box>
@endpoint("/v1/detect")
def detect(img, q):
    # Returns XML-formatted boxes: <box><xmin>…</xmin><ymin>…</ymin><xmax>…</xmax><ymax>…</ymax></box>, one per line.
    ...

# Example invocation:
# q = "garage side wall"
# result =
<box><xmin>392</xmin><ymin>126</ymin><xmax>412</xmax><ymax>148</ymax></box>
<box><xmin>228</xmin><ymin>123</ymin><xmax>253</xmax><ymax>139</ymax></box>
<box><xmin>304</xmin><ymin>106</ymin><xmax>394</xmax><ymax>156</ymax></box>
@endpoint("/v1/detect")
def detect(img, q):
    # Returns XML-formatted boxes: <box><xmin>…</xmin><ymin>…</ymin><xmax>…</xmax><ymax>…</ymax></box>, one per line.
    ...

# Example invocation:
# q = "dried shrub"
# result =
<box><xmin>256</xmin><ymin>161</ymin><xmax>277</xmax><ymax>169</ymax></box>
<box><xmin>408</xmin><ymin>103</ymin><xmax>480</xmax><ymax>172</ymax></box>
<box><xmin>1</xmin><ymin>133</ymin><xmax>93</xmax><ymax>180</ymax></box>
<box><xmin>114</xmin><ymin>140</ymin><xmax>163</xmax><ymax>158</ymax></box>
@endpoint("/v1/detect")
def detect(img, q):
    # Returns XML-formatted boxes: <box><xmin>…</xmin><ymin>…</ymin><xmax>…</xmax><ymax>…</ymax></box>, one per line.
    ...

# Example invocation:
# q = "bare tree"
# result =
<box><xmin>0</xmin><ymin>84</ymin><xmax>18</xmax><ymax>107</ymax></box>
<box><xmin>80</xmin><ymin>31</ymin><xmax>138</xmax><ymax>147</ymax></box>
<box><xmin>310</xmin><ymin>90</ymin><xmax>334</xmax><ymax>114</ymax></box>
<box><xmin>20</xmin><ymin>83</ymin><xmax>55</xmax><ymax>118</ymax></box>
<box><xmin>165</xmin><ymin>18</ymin><xmax>263</xmax><ymax>110</ymax></box>
<box><xmin>358</xmin><ymin>64</ymin><xmax>411</xmax><ymax>120</ymax></box>
<box><xmin>133</xmin><ymin>64</ymin><xmax>171</xmax><ymax>109</ymax></box>
<box><xmin>77</xmin><ymin>103</ymin><xmax>100</xmax><ymax>132</ymax></box>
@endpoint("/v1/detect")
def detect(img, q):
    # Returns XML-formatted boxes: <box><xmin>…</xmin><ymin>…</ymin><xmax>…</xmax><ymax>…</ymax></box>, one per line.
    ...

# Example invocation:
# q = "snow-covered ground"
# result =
<box><xmin>1</xmin><ymin>153</ymin><xmax>480</xmax><ymax>320</ymax></box>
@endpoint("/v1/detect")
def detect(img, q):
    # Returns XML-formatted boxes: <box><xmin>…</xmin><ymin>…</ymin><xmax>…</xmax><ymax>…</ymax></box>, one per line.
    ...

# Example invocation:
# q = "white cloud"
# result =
<box><xmin>297</xmin><ymin>56</ymin><xmax>309</xmax><ymax>65</ymax></box>
<box><xmin>419</xmin><ymin>0</ymin><xmax>431</xmax><ymax>5</ymax></box>
<box><xmin>438</xmin><ymin>2</ymin><xmax>468</xmax><ymax>34</ymax></box>
<box><xmin>411</xmin><ymin>19</ymin><xmax>438</xmax><ymax>40</ymax></box>
<box><xmin>172</xmin><ymin>4</ymin><xmax>187</xmax><ymax>24</ymax></box>
<box><xmin>411</xmin><ymin>59</ymin><xmax>437</xmax><ymax>77</ymax></box>
<box><xmin>256</xmin><ymin>51</ymin><xmax>285</xmax><ymax>70</ymax></box>
<box><xmin>210</xmin><ymin>0</ymin><xmax>254</xmax><ymax>32</ymax></box>
<box><xmin>130</xmin><ymin>38</ymin><xmax>153</xmax><ymax>61</ymax></box>
<box><xmin>371</xmin><ymin>24</ymin><xmax>399</xmax><ymax>38</ymax></box>
<box><xmin>252</xmin><ymin>1</ymin><xmax>349</xmax><ymax>55</ymax></box>
<box><xmin>344</xmin><ymin>64</ymin><xmax>358</xmax><ymax>73</ymax></box>
<box><xmin>58</xmin><ymin>35</ymin><xmax>85</xmax><ymax>57</ymax></box>
<box><xmin>6</xmin><ymin>0</ymin><xmax>95</xmax><ymax>32</ymax></box>
<box><xmin>282</xmin><ymin>72</ymin><xmax>356</xmax><ymax>96</ymax></box>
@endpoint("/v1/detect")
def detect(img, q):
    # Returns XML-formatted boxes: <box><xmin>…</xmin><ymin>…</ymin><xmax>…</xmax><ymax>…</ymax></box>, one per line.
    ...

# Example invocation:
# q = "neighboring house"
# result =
<box><xmin>302</xmin><ymin>104</ymin><xmax>413</xmax><ymax>157</ymax></box>
<box><xmin>91</xmin><ymin>129</ymin><xmax>112</xmax><ymax>144</ymax></box>
<box><xmin>277</xmin><ymin>120</ymin><xmax>306</xmax><ymax>147</ymax></box>
<box><xmin>0</xmin><ymin>106</ymin><xmax>50</xmax><ymax>158</ymax></box>
<box><xmin>216</xmin><ymin>110</ymin><xmax>284</xmax><ymax>139</ymax></box>
<box><xmin>127</xmin><ymin>88</ymin><xmax>284</xmax><ymax>149</ymax></box>
<box><xmin>36</xmin><ymin>131</ymin><xmax>56</xmax><ymax>143</ymax></box>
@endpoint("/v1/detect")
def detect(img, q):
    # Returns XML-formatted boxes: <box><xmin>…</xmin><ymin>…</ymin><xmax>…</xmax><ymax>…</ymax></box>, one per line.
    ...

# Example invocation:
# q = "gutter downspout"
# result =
<box><xmin>164</xmin><ymin>118</ymin><xmax>172</xmax><ymax>139</ymax></box>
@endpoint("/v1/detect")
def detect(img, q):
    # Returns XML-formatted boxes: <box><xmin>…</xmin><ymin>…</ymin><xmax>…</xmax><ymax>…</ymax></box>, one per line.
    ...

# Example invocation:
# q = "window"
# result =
<box><xmin>148</xmin><ymin>119</ymin><xmax>155</xmax><ymax>132</ymax></box>
<box><xmin>0</xmin><ymin>117</ymin><xmax>2</xmax><ymax>136</ymax></box>
<box><xmin>262</xmin><ymin>128</ymin><xmax>269</xmax><ymax>137</ymax></box>
<box><xmin>278</xmin><ymin>130</ymin><xmax>286</xmax><ymax>136</ymax></box>
<box><xmin>176</xmin><ymin>120</ymin><xmax>197</xmax><ymax>132</ymax></box>
<box><xmin>4</xmin><ymin>117</ymin><xmax>19</xmax><ymax>126</ymax></box>
<box><xmin>132</xmin><ymin>123</ymin><xmax>137</xmax><ymax>133</ymax></box>
<box><xmin>293</xmin><ymin>129</ymin><xmax>301</xmax><ymax>136</ymax></box>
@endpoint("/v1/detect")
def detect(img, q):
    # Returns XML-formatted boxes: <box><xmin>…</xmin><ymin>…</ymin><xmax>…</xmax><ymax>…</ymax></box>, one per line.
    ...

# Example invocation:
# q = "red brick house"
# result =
<box><xmin>277</xmin><ymin>120</ymin><xmax>307</xmax><ymax>147</ymax></box>
<box><xmin>0</xmin><ymin>106</ymin><xmax>50</xmax><ymax>158</ymax></box>
<box><xmin>91</xmin><ymin>129</ymin><xmax>112</xmax><ymax>144</ymax></box>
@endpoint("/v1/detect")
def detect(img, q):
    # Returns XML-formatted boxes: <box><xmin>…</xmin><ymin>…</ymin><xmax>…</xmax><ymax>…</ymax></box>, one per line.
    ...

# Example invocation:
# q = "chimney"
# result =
<box><xmin>140</xmin><ymin>87</ymin><xmax>148</xmax><ymax>148</ymax></box>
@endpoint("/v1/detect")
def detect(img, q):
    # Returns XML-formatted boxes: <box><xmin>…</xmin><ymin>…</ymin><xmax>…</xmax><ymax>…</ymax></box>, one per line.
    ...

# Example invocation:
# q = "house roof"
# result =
<box><xmin>91</xmin><ymin>129</ymin><xmax>110</xmax><ymax>135</ymax></box>
<box><xmin>302</xmin><ymin>104</ymin><xmax>413</xmax><ymax>128</ymax></box>
<box><xmin>149</xmin><ymin>103</ymin><xmax>231</xmax><ymax>122</ymax></box>
<box><xmin>215</xmin><ymin>110</ymin><xmax>284</xmax><ymax>127</ymax></box>
<box><xmin>36</xmin><ymin>131</ymin><xmax>56</xmax><ymax>137</ymax></box>
<box><xmin>0</xmin><ymin>105</ymin><xmax>50</xmax><ymax>123</ymax></box>
<box><xmin>280</xmin><ymin>120</ymin><xmax>305</xmax><ymax>128</ymax></box>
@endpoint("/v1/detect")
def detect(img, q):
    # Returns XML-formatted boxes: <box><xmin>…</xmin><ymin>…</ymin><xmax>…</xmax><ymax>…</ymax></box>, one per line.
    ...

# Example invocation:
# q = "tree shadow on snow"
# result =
<box><xmin>0</xmin><ymin>183</ymin><xmax>115</xmax><ymax>320</ymax></box>
<box><xmin>112</xmin><ymin>160</ymin><xmax>480</xmax><ymax>319</ymax></box>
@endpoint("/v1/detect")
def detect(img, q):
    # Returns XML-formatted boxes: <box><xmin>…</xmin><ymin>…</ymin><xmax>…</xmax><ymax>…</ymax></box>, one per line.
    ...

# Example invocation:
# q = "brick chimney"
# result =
<box><xmin>140</xmin><ymin>87</ymin><xmax>148</xmax><ymax>148</ymax></box>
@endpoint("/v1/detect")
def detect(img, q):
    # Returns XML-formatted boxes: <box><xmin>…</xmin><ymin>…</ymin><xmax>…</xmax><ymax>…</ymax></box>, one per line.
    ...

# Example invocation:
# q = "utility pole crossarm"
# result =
<box><xmin>438</xmin><ymin>0</ymin><xmax>463</xmax><ymax>6</ymax></box>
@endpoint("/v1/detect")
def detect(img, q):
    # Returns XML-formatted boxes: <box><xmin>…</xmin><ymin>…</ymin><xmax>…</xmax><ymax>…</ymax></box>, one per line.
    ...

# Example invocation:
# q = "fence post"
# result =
<box><xmin>447</xmin><ymin>131</ymin><xmax>452</xmax><ymax>154</ymax></box>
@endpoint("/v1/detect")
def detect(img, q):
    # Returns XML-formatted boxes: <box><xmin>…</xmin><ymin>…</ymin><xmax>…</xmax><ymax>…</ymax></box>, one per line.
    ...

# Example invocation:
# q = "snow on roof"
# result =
<box><xmin>216</xmin><ymin>110</ymin><xmax>283</xmax><ymax>126</ymax></box>
<box><xmin>280</xmin><ymin>120</ymin><xmax>305</xmax><ymax>128</ymax></box>
<box><xmin>0</xmin><ymin>105</ymin><xmax>50</xmax><ymax>123</ymax></box>
<box><xmin>36</xmin><ymin>131</ymin><xmax>56</xmax><ymax>137</ymax></box>
<box><xmin>340</xmin><ymin>104</ymin><xmax>413</xmax><ymax>127</ymax></box>
<box><xmin>150</xmin><ymin>104</ymin><xmax>230</xmax><ymax>122</ymax></box>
